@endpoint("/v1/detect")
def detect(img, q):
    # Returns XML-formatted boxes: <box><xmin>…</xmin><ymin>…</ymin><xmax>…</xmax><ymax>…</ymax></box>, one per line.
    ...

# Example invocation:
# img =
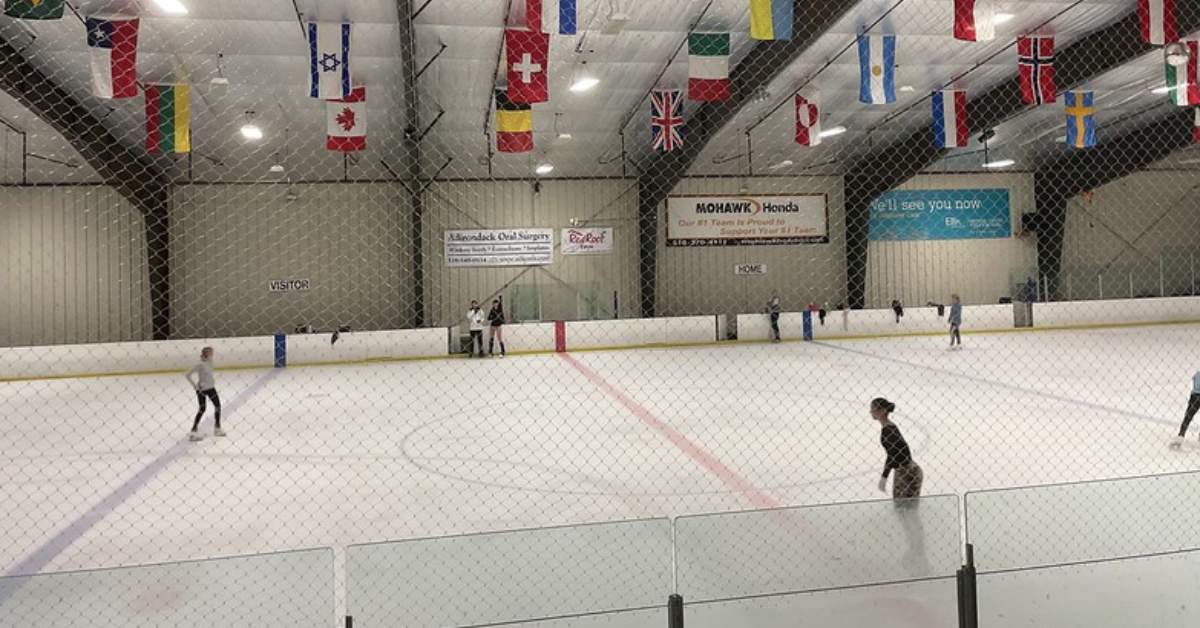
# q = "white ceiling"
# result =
<box><xmin>0</xmin><ymin>0</ymin><xmax>1191</xmax><ymax>185</ymax></box>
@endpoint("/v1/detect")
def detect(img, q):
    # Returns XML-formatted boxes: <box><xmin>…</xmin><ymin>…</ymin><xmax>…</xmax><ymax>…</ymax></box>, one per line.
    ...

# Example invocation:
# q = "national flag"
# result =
<box><xmin>495</xmin><ymin>90</ymin><xmax>533</xmax><ymax>153</ymax></box>
<box><xmin>689</xmin><ymin>33</ymin><xmax>731</xmax><ymax>102</ymax></box>
<box><xmin>794</xmin><ymin>89</ymin><xmax>821</xmax><ymax>146</ymax></box>
<box><xmin>1165</xmin><ymin>40</ymin><xmax>1200</xmax><ymax>106</ymax></box>
<box><xmin>4</xmin><ymin>0</ymin><xmax>65</xmax><ymax>19</ymax></box>
<box><xmin>326</xmin><ymin>86</ymin><xmax>367</xmax><ymax>152</ymax></box>
<box><xmin>858</xmin><ymin>34</ymin><xmax>896</xmax><ymax>105</ymax></box>
<box><xmin>308</xmin><ymin>22</ymin><xmax>352</xmax><ymax>99</ymax></box>
<box><xmin>953</xmin><ymin>0</ymin><xmax>995</xmax><ymax>42</ymax></box>
<box><xmin>1139</xmin><ymin>0</ymin><xmax>1178</xmax><ymax>45</ymax></box>
<box><xmin>750</xmin><ymin>0</ymin><xmax>793</xmax><ymax>41</ymax></box>
<box><xmin>523</xmin><ymin>0</ymin><xmax>543</xmax><ymax>32</ymax></box>
<box><xmin>650</xmin><ymin>89</ymin><xmax>684</xmax><ymax>152</ymax></box>
<box><xmin>1064</xmin><ymin>91</ymin><xmax>1096</xmax><ymax>149</ymax></box>
<box><xmin>1193</xmin><ymin>107</ymin><xmax>1200</xmax><ymax>143</ymax></box>
<box><xmin>932</xmin><ymin>90</ymin><xmax>968</xmax><ymax>148</ymax></box>
<box><xmin>506</xmin><ymin>29</ymin><xmax>550</xmax><ymax>103</ymax></box>
<box><xmin>1018</xmin><ymin>36</ymin><xmax>1056</xmax><ymax>105</ymax></box>
<box><xmin>546</xmin><ymin>0</ymin><xmax>577</xmax><ymax>35</ymax></box>
<box><xmin>86</xmin><ymin>17</ymin><xmax>139</xmax><ymax>99</ymax></box>
<box><xmin>144</xmin><ymin>84</ymin><xmax>190</xmax><ymax>154</ymax></box>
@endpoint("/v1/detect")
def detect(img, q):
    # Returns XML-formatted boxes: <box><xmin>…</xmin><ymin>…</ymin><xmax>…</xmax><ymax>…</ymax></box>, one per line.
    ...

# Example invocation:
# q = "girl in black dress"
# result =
<box><xmin>487</xmin><ymin>296</ymin><xmax>507</xmax><ymax>358</ymax></box>
<box><xmin>871</xmin><ymin>397</ymin><xmax>922</xmax><ymax>501</ymax></box>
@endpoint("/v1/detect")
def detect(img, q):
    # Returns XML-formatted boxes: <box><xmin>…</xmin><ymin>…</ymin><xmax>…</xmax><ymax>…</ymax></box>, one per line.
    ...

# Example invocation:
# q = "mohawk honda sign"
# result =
<box><xmin>666</xmin><ymin>194</ymin><xmax>829</xmax><ymax>246</ymax></box>
<box><xmin>561</xmin><ymin>227</ymin><xmax>614</xmax><ymax>255</ymax></box>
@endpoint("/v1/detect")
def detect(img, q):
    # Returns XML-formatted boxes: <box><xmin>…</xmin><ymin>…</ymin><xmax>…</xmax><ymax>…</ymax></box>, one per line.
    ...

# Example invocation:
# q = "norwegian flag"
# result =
<box><xmin>1018</xmin><ymin>36</ymin><xmax>1056</xmax><ymax>106</ymax></box>
<box><xmin>651</xmin><ymin>89</ymin><xmax>684</xmax><ymax>152</ymax></box>
<box><xmin>794</xmin><ymin>90</ymin><xmax>821</xmax><ymax>146</ymax></box>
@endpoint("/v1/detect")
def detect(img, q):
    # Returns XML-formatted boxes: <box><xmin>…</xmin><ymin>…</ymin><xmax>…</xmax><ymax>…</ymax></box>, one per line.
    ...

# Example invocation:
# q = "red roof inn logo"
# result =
<box><xmin>561</xmin><ymin>227</ymin><xmax>614</xmax><ymax>255</ymax></box>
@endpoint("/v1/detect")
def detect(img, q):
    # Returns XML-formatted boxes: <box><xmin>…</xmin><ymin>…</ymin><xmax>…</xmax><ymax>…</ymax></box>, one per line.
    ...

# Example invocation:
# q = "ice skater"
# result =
<box><xmin>1170</xmin><ymin>370</ymin><xmax>1200</xmax><ymax>449</ymax></box>
<box><xmin>185</xmin><ymin>347</ymin><xmax>224</xmax><ymax>441</ymax></box>
<box><xmin>948</xmin><ymin>294</ymin><xmax>963</xmax><ymax>349</ymax></box>
<box><xmin>488</xmin><ymin>296</ymin><xmax>507</xmax><ymax>358</ymax></box>
<box><xmin>766</xmin><ymin>295</ymin><xmax>782</xmax><ymax>342</ymax></box>
<box><xmin>872</xmin><ymin>398</ymin><xmax>923</xmax><ymax>502</ymax></box>
<box><xmin>891</xmin><ymin>300</ymin><xmax>904</xmax><ymax>324</ymax></box>
<box><xmin>467</xmin><ymin>300</ymin><xmax>485</xmax><ymax>357</ymax></box>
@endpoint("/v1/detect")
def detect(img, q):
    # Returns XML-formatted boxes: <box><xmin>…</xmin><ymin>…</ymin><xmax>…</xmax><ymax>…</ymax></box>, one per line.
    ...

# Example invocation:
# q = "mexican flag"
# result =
<box><xmin>4</xmin><ymin>0</ymin><xmax>64</xmax><ymax>19</ymax></box>
<box><xmin>688</xmin><ymin>33</ymin><xmax>730</xmax><ymax>102</ymax></box>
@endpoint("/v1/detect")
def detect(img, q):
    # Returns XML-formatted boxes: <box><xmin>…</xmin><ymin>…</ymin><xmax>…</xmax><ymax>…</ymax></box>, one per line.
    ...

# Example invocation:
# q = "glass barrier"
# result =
<box><xmin>495</xmin><ymin>607</ymin><xmax>664</xmax><ymax>627</ymax></box>
<box><xmin>0</xmin><ymin>547</ymin><xmax>334</xmax><ymax>628</ymax></box>
<box><xmin>684</xmin><ymin>576</ymin><xmax>958</xmax><ymax>628</ymax></box>
<box><xmin>346</xmin><ymin>518</ymin><xmax>672</xmax><ymax>627</ymax></box>
<box><xmin>977</xmin><ymin>548</ymin><xmax>1200</xmax><ymax>627</ymax></box>
<box><xmin>674</xmin><ymin>495</ymin><xmax>961</xmax><ymax>604</ymax></box>
<box><xmin>965</xmin><ymin>471</ymin><xmax>1200</xmax><ymax>573</ymax></box>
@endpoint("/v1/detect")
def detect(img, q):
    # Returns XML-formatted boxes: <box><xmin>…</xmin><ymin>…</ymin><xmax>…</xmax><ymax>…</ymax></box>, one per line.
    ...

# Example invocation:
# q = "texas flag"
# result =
<box><xmin>308</xmin><ymin>22</ymin><xmax>352</xmax><ymax>100</ymax></box>
<box><xmin>953</xmin><ymin>0</ymin><xmax>995</xmax><ymax>42</ymax></box>
<box><xmin>932</xmin><ymin>90</ymin><xmax>968</xmax><ymax>148</ymax></box>
<box><xmin>326</xmin><ymin>86</ymin><xmax>366</xmax><ymax>152</ymax></box>
<box><xmin>86</xmin><ymin>17</ymin><xmax>139</xmax><ymax>99</ymax></box>
<box><xmin>506</xmin><ymin>29</ymin><xmax>550</xmax><ymax>103</ymax></box>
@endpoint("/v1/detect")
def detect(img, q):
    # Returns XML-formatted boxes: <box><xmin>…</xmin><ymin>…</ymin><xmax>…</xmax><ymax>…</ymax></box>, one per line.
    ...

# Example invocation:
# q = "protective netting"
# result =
<box><xmin>3</xmin><ymin>0</ymin><xmax>1200</xmax><ymax>626</ymax></box>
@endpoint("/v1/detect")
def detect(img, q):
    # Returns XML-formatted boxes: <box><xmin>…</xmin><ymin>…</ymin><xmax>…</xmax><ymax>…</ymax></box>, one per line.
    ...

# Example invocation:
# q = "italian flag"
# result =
<box><xmin>144</xmin><ymin>84</ymin><xmax>190</xmax><ymax>154</ymax></box>
<box><xmin>688</xmin><ymin>33</ymin><xmax>730</xmax><ymax>102</ymax></box>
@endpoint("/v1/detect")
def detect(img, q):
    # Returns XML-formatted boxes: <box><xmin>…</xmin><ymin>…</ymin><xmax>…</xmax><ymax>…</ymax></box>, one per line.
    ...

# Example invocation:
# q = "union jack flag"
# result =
<box><xmin>651</xmin><ymin>89</ymin><xmax>684</xmax><ymax>152</ymax></box>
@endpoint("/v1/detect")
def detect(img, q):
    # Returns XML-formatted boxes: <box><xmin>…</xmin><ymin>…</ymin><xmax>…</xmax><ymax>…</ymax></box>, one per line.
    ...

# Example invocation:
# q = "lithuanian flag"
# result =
<box><xmin>495</xmin><ymin>89</ymin><xmax>533</xmax><ymax>153</ymax></box>
<box><xmin>145</xmin><ymin>84</ymin><xmax>190</xmax><ymax>154</ymax></box>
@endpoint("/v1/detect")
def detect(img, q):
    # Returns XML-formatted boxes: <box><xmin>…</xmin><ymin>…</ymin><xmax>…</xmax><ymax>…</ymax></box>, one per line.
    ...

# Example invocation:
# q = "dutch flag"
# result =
<box><xmin>932</xmin><ymin>90</ymin><xmax>969</xmax><ymax>148</ymax></box>
<box><xmin>858</xmin><ymin>34</ymin><xmax>896</xmax><ymax>105</ymax></box>
<box><xmin>309</xmin><ymin>22</ymin><xmax>352</xmax><ymax>100</ymax></box>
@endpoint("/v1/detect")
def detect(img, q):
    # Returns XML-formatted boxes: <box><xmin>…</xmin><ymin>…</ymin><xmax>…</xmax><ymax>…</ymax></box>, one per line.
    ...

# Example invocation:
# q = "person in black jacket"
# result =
<box><xmin>487</xmin><ymin>296</ymin><xmax>507</xmax><ymax>358</ymax></box>
<box><xmin>891</xmin><ymin>300</ymin><xmax>904</xmax><ymax>324</ymax></box>
<box><xmin>872</xmin><ymin>397</ymin><xmax>923</xmax><ymax>502</ymax></box>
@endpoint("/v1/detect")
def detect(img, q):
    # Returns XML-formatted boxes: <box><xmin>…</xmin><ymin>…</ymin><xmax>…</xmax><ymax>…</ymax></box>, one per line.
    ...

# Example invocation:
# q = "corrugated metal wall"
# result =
<box><xmin>0</xmin><ymin>186</ymin><xmax>151</xmax><ymax>347</ymax></box>
<box><xmin>170</xmin><ymin>183</ymin><xmax>412</xmax><ymax>338</ymax></box>
<box><xmin>422</xmin><ymin>179</ymin><xmax>640</xmax><ymax>327</ymax></box>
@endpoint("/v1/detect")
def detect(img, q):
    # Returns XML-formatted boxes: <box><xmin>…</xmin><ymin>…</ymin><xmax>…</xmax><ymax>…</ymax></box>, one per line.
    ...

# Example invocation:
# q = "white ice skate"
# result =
<box><xmin>188</xmin><ymin>431</ymin><xmax>204</xmax><ymax>442</ymax></box>
<box><xmin>1170</xmin><ymin>435</ymin><xmax>1184</xmax><ymax>449</ymax></box>
<box><xmin>214</xmin><ymin>428</ymin><xmax>227</xmax><ymax>437</ymax></box>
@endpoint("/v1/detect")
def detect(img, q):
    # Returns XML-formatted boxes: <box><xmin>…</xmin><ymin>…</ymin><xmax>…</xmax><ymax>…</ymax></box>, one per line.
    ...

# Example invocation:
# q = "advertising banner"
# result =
<box><xmin>666</xmin><ymin>194</ymin><xmax>828</xmax><ymax>246</ymax></box>
<box><xmin>444</xmin><ymin>229</ymin><xmax>554</xmax><ymax>267</ymax></box>
<box><xmin>868</xmin><ymin>189</ymin><xmax>1011</xmax><ymax>241</ymax></box>
<box><xmin>561</xmin><ymin>227</ymin><xmax>613</xmax><ymax>255</ymax></box>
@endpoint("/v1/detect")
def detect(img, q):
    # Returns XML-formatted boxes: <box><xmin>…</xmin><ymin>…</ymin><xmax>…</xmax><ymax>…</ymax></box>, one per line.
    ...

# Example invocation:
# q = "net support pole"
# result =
<box><xmin>668</xmin><ymin>594</ymin><xmax>684</xmax><ymax>628</ymax></box>
<box><xmin>396</xmin><ymin>0</ymin><xmax>426</xmax><ymax>327</ymax></box>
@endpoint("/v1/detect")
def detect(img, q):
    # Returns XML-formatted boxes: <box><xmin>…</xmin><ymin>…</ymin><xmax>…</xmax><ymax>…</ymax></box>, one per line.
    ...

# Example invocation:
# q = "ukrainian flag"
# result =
<box><xmin>144</xmin><ymin>84</ymin><xmax>190</xmax><ymax>154</ymax></box>
<box><xmin>750</xmin><ymin>0</ymin><xmax>793</xmax><ymax>41</ymax></box>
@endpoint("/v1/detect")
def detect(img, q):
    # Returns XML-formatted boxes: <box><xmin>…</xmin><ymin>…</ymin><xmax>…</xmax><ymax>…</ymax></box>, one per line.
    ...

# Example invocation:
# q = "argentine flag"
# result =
<box><xmin>309</xmin><ymin>22</ymin><xmax>352</xmax><ymax>100</ymax></box>
<box><xmin>858</xmin><ymin>34</ymin><xmax>896</xmax><ymax>105</ymax></box>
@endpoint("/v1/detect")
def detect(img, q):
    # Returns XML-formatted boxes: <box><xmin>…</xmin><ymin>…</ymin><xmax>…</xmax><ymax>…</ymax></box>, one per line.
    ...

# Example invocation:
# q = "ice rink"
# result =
<box><xmin>2</xmin><ymin>323</ymin><xmax>1198</xmax><ymax>581</ymax></box>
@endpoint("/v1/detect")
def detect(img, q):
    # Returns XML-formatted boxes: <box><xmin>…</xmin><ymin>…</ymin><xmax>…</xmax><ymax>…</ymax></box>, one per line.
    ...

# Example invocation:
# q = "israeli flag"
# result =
<box><xmin>309</xmin><ymin>22</ymin><xmax>352</xmax><ymax>100</ymax></box>
<box><xmin>858</xmin><ymin>34</ymin><xmax>896</xmax><ymax>105</ymax></box>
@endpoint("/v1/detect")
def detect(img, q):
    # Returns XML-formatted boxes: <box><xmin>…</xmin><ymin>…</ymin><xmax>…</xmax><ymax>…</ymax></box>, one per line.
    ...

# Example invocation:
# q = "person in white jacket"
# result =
<box><xmin>185</xmin><ymin>347</ymin><xmax>223</xmax><ymax>441</ymax></box>
<box><xmin>466</xmin><ymin>301</ymin><xmax>486</xmax><ymax>358</ymax></box>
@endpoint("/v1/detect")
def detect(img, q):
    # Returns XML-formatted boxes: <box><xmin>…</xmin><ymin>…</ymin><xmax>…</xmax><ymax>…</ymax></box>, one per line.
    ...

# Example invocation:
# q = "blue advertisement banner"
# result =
<box><xmin>868</xmin><ymin>189</ymin><xmax>1011</xmax><ymax>241</ymax></box>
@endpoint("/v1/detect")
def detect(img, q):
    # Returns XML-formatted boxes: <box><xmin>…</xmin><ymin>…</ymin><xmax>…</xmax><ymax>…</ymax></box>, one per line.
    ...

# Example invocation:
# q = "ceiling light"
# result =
<box><xmin>269</xmin><ymin>164</ymin><xmax>285</xmax><ymax>173</ymax></box>
<box><xmin>899</xmin><ymin>85</ymin><xmax>915</xmax><ymax>93</ymax></box>
<box><xmin>535</xmin><ymin>163</ymin><xmax>554</xmax><ymax>175</ymax></box>
<box><xmin>557</xmin><ymin>132</ymin><xmax>573</xmax><ymax>141</ymax></box>
<box><xmin>818</xmin><ymin>125</ymin><xmax>847</xmax><ymax>138</ymax></box>
<box><xmin>154</xmin><ymin>0</ymin><xmax>189</xmax><ymax>15</ymax></box>
<box><xmin>1054</xmin><ymin>135</ymin><xmax>1066</xmax><ymax>143</ymax></box>
<box><xmin>993</xmin><ymin>12</ymin><xmax>1014</xmax><ymax>25</ymax></box>
<box><xmin>1151</xmin><ymin>85</ymin><xmax>1171</xmax><ymax>95</ymax></box>
<box><xmin>982</xmin><ymin>159</ymin><xmax>1015</xmax><ymax>169</ymax></box>
<box><xmin>768</xmin><ymin>159</ymin><xmax>795</xmax><ymax>170</ymax></box>
<box><xmin>569</xmin><ymin>76</ymin><xmax>600</xmax><ymax>93</ymax></box>
<box><xmin>240</xmin><ymin>124</ymin><xmax>263</xmax><ymax>140</ymax></box>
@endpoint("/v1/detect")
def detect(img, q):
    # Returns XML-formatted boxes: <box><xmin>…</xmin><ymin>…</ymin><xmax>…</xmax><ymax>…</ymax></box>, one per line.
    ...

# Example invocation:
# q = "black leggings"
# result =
<box><xmin>192</xmin><ymin>389</ymin><xmax>221</xmax><ymax>431</ymax></box>
<box><xmin>1180</xmin><ymin>393</ymin><xmax>1200</xmax><ymax>437</ymax></box>
<box><xmin>769</xmin><ymin>313</ymin><xmax>780</xmax><ymax>340</ymax></box>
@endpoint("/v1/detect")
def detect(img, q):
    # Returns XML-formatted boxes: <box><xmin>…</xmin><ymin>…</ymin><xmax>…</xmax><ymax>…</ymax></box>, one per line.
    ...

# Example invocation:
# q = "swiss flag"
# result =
<box><xmin>506</xmin><ymin>29</ymin><xmax>550</xmax><ymax>104</ymax></box>
<box><xmin>326</xmin><ymin>86</ymin><xmax>366</xmax><ymax>152</ymax></box>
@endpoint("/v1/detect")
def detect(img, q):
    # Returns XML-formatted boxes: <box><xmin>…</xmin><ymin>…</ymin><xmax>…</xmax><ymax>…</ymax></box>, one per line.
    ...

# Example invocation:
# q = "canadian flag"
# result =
<box><xmin>326</xmin><ymin>86</ymin><xmax>366</xmax><ymax>152</ymax></box>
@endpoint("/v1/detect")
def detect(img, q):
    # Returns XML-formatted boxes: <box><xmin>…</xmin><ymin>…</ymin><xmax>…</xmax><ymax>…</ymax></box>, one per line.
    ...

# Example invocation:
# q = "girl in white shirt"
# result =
<box><xmin>185</xmin><ymin>347</ymin><xmax>224</xmax><ymax>441</ymax></box>
<box><xmin>467</xmin><ymin>301</ymin><xmax>486</xmax><ymax>357</ymax></box>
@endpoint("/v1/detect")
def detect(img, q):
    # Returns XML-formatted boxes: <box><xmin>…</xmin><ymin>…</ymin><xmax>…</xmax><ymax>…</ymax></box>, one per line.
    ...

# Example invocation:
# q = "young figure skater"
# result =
<box><xmin>467</xmin><ymin>300</ymin><xmax>485</xmax><ymax>357</ymax></box>
<box><xmin>872</xmin><ymin>397</ymin><xmax>922</xmax><ymax>501</ymax></box>
<box><xmin>1170</xmin><ymin>370</ymin><xmax>1200</xmax><ymax>449</ymax></box>
<box><xmin>948</xmin><ymin>294</ymin><xmax>963</xmax><ymax>349</ymax></box>
<box><xmin>891</xmin><ymin>300</ymin><xmax>905</xmax><ymax>324</ymax></box>
<box><xmin>185</xmin><ymin>347</ymin><xmax>224</xmax><ymax>441</ymax></box>
<box><xmin>766</xmin><ymin>295</ymin><xmax>782</xmax><ymax>342</ymax></box>
<box><xmin>487</xmin><ymin>296</ymin><xmax>507</xmax><ymax>358</ymax></box>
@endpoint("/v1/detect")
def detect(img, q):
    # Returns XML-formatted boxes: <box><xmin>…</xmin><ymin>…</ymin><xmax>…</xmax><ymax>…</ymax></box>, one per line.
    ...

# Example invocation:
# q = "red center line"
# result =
<box><xmin>557</xmin><ymin>353</ymin><xmax>781</xmax><ymax>511</ymax></box>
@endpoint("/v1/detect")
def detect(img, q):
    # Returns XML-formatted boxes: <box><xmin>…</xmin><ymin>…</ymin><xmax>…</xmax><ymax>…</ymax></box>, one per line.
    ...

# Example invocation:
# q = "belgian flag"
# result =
<box><xmin>145</xmin><ymin>84</ymin><xmax>191</xmax><ymax>154</ymax></box>
<box><xmin>495</xmin><ymin>90</ymin><xmax>532</xmax><ymax>153</ymax></box>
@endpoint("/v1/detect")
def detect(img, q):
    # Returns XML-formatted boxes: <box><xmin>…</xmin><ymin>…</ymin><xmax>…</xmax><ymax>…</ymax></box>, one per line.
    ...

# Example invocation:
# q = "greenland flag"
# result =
<box><xmin>932</xmin><ymin>90</ymin><xmax>968</xmax><ymax>148</ymax></box>
<box><xmin>326</xmin><ymin>87</ymin><xmax>366</xmax><ymax>152</ymax></box>
<box><xmin>86</xmin><ymin>17</ymin><xmax>140</xmax><ymax>99</ymax></box>
<box><xmin>953</xmin><ymin>0</ymin><xmax>995</xmax><ymax>42</ymax></box>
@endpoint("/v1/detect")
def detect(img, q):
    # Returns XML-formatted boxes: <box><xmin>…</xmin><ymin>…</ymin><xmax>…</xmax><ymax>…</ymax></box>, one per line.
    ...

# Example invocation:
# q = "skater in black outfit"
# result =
<box><xmin>891</xmin><ymin>300</ymin><xmax>904</xmax><ymax>324</ymax></box>
<box><xmin>185</xmin><ymin>347</ymin><xmax>224</xmax><ymax>441</ymax></box>
<box><xmin>488</xmin><ymin>296</ymin><xmax>507</xmax><ymax>357</ymax></box>
<box><xmin>872</xmin><ymin>397</ymin><xmax>922</xmax><ymax>502</ymax></box>
<box><xmin>766</xmin><ymin>295</ymin><xmax>782</xmax><ymax>342</ymax></box>
<box><xmin>1170</xmin><ymin>371</ymin><xmax>1200</xmax><ymax>448</ymax></box>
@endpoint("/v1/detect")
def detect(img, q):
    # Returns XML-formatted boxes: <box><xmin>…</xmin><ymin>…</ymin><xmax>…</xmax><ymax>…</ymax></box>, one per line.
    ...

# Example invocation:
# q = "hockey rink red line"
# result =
<box><xmin>557</xmin><ymin>353</ymin><xmax>781</xmax><ymax>511</ymax></box>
